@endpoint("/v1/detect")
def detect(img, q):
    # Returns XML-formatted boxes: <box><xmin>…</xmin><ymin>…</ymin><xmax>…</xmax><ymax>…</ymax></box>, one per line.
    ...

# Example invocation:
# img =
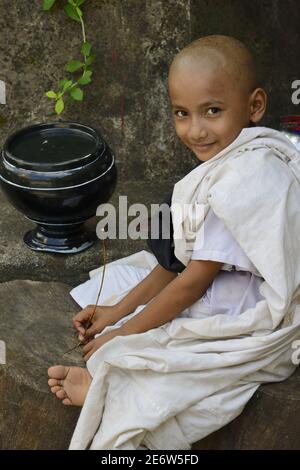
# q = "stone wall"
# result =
<box><xmin>0</xmin><ymin>1</ymin><xmax>300</xmax><ymax>450</ymax></box>
<box><xmin>0</xmin><ymin>0</ymin><xmax>299</xmax><ymax>184</ymax></box>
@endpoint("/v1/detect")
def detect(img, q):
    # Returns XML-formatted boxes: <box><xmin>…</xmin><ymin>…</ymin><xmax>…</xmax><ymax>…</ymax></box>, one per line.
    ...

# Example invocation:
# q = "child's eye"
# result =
<box><xmin>174</xmin><ymin>110</ymin><xmax>188</xmax><ymax>118</ymax></box>
<box><xmin>206</xmin><ymin>107</ymin><xmax>221</xmax><ymax>116</ymax></box>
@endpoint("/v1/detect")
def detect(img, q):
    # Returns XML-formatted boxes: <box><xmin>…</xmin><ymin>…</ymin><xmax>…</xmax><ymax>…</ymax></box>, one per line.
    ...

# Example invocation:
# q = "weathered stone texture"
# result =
<box><xmin>0</xmin><ymin>178</ymin><xmax>174</xmax><ymax>284</ymax></box>
<box><xmin>0</xmin><ymin>0</ymin><xmax>300</xmax><ymax>451</ymax></box>
<box><xmin>1</xmin><ymin>1</ymin><xmax>299</xmax><ymax>183</ymax></box>
<box><xmin>193</xmin><ymin>368</ymin><xmax>300</xmax><ymax>450</ymax></box>
<box><xmin>0</xmin><ymin>280</ymin><xmax>83</xmax><ymax>450</ymax></box>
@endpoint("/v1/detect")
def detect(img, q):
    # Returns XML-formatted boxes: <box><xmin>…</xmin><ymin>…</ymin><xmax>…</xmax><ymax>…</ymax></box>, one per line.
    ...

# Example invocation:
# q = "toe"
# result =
<box><xmin>48</xmin><ymin>365</ymin><xmax>70</xmax><ymax>380</ymax></box>
<box><xmin>62</xmin><ymin>398</ymin><xmax>72</xmax><ymax>406</ymax></box>
<box><xmin>48</xmin><ymin>378</ymin><xmax>60</xmax><ymax>387</ymax></box>
<box><xmin>56</xmin><ymin>389</ymin><xmax>67</xmax><ymax>400</ymax></box>
<box><xmin>50</xmin><ymin>385</ymin><xmax>61</xmax><ymax>394</ymax></box>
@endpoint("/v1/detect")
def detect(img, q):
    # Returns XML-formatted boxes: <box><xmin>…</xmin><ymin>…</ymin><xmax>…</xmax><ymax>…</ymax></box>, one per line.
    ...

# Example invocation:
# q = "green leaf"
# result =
<box><xmin>42</xmin><ymin>0</ymin><xmax>56</xmax><ymax>11</ymax></box>
<box><xmin>86</xmin><ymin>54</ymin><xmax>96</xmax><ymax>66</ymax></box>
<box><xmin>77</xmin><ymin>70</ymin><xmax>92</xmax><ymax>85</ymax></box>
<box><xmin>45</xmin><ymin>90</ymin><xmax>57</xmax><ymax>99</ymax></box>
<box><xmin>58</xmin><ymin>78</ymin><xmax>68</xmax><ymax>88</ymax></box>
<box><xmin>70</xmin><ymin>87</ymin><xmax>83</xmax><ymax>101</ymax></box>
<box><xmin>64</xmin><ymin>4</ymin><xmax>80</xmax><ymax>22</ymax></box>
<box><xmin>76</xmin><ymin>0</ymin><xmax>86</xmax><ymax>6</ymax></box>
<box><xmin>55</xmin><ymin>98</ymin><xmax>64</xmax><ymax>114</ymax></box>
<box><xmin>62</xmin><ymin>80</ymin><xmax>73</xmax><ymax>91</ymax></box>
<box><xmin>65</xmin><ymin>60</ymin><xmax>85</xmax><ymax>72</ymax></box>
<box><xmin>81</xmin><ymin>41</ymin><xmax>92</xmax><ymax>57</ymax></box>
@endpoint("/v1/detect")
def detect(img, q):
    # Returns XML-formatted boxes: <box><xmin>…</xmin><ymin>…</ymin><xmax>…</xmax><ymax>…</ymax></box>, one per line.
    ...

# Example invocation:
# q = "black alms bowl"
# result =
<box><xmin>0</xmin><ymin>121</ymin><xmax>117</xmax><ymax>253</ymax></box>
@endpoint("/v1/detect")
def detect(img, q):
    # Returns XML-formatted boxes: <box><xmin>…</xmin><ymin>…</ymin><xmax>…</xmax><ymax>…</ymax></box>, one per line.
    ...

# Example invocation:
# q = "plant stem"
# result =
<box><xmin>59</xmin><ymin>9</ymin><xmax>88</xmax><ymax>100</ymax></box>
<box><xmin>79</xmin><ymin>12</ymin><xmax>86</xmax><ymax>44</ymax></box>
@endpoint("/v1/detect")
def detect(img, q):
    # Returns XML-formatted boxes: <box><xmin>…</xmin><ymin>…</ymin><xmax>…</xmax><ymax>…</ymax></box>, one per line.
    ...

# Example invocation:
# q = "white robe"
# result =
<box><xmin>69</xmin><ymin>127</ymin><xmax>300</xmax><ymax>450</ymax></box>
<box><xmin>188</xmin><ymin>206</ymin><xmax>265</xmax><ymax>318</ymax></box>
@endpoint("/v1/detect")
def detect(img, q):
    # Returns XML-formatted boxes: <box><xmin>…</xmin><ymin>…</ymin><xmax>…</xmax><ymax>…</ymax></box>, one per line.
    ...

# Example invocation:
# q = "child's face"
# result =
<box><xmin>168</xmin><ymin>64</ymin><xmax>255</xmax><ymax>162</ymax></box>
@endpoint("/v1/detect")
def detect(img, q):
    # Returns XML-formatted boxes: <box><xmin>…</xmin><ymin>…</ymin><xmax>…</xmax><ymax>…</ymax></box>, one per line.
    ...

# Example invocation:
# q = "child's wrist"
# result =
<box><xmin>112</xmin><ymin>301</ymin><xmax>132</xmax><ymax>322</ymax></box>
<box><xmin>117</xmin><ymin>322</ymin><xmax>132</xmax><ymax>336</ymax></box>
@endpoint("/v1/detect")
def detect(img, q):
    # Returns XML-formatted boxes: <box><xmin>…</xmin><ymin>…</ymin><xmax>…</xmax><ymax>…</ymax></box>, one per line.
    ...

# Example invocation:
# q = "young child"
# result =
<box><xmin>48</xmin><ymin>35</ymin><xmax>300</xmax><ymax>449</ymax></box>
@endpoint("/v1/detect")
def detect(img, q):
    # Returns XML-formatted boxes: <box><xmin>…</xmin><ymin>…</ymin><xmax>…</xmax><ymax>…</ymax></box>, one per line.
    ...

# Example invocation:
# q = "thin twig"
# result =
<box><xmin>62</xmin><ymin>237</ymin><xmax>107</xmax><ymax>356</ymax></box>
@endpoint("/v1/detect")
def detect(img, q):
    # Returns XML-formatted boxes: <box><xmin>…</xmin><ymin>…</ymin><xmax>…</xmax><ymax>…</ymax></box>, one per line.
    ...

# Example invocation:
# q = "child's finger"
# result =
<box><xmin>83</xmin><ymin>345</ymin><xmax>96</xmax><ymax>361</ymax></box>
<box><xmin>83</xmin><ymin>350</ymin><xmax>91</xmax><ymax>361</ymax></box>
<box><xmin>72</xmin><ymin>305</ymin><xmax>93</xmax><ymax>324</ymax></box>
<box><xmin>73</xmin><ymin>309</ymin><xmax>88</xmax><ymax>322</ymax></box>
<box><xmin>72</xmin><ymin>316</ymin><xmax>85</xmax><ymax>330</ymax></box>
<box><xmin>73</xmin><ymin>321</ymin><xmax>84</xmax><ymax>332</ymax></box>
<box><xmin>82</xmin><ymin>340</ymin><xmax>93</xmax><ymax>354</ymax></box>
<box><xmin>85</xmin><ymin>323</ymin><xmax>103</xmax><ymax>339</ymax></box>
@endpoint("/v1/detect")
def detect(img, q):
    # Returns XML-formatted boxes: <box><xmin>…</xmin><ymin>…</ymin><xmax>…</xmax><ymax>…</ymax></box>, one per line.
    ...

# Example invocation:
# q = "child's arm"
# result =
<box><xmin>115</xmin><ymin>263</ymin><xmax>178</xmax><ymax>317</ymax></box>
<box><xmin>81</xmin><ymin>259</ymin><xmax>223</xmax><ymax>359</ymax></box>
<box><xmin>74</xmin><ymin>263</ymin><xmax>177</xmax><ymax>338</ymax></box>
<box><xmin>119</xmin><ymin>259</ymin><xmax>223</xmax><ymax>335</ymax></box>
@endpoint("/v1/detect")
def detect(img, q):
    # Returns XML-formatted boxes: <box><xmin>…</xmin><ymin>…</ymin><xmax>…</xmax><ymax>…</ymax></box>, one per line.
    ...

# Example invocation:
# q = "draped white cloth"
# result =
<box><xmin>69</xmin><ymin>127</ymin><xmax>300</xmax><ymax>450</ymax></box>
<box><xmin>191</xmin><ymin>206</ymin><xmax>265</xmax><ymax>317</ymax></box>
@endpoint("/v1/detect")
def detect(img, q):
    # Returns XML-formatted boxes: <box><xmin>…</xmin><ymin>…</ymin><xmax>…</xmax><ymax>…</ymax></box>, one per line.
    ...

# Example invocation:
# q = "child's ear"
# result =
<box><xmin>249</xmin><ymin>88</ymin><xmax>267</xmax><ymax>123</ymax></box>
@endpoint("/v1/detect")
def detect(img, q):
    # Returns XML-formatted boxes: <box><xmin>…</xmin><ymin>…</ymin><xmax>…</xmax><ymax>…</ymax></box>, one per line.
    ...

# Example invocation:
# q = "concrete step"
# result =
<box><xmin>0</xmin><ymin>179</ymin><xmax>174</xmax><ymax>285</ymax></box>
<box><xmin>0</xmin><ymin>279</ymin><xmax>83</xmax><ymax>450</ymax></box>
<box><xmin>1</xmin><ymin>279</ymin><xmax>299</xmax><ymax>450</ymax></box>
<box><xmin>192</xmin><ymin>367</ymin><xmax>300</xmax><ymax>450</ymax></box>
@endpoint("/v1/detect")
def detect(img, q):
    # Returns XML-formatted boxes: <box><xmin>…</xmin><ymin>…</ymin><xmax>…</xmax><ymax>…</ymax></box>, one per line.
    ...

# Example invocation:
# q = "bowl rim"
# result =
<box><xmin>3</xmin><ymin>121</ymin><xmax>106</xmax><ymax>171</ymax></box>
<box><xmin>0</xmin><ymin>153</ymin><xmax>115</xmax><ymax>191</ymax></box>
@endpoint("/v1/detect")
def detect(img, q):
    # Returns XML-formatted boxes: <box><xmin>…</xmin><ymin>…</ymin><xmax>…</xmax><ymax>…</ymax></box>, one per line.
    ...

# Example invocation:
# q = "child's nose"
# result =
<box><xmin>188</xmin><ymin>117</ymin><xmax>208</xmax><ymax>141</ymax></box>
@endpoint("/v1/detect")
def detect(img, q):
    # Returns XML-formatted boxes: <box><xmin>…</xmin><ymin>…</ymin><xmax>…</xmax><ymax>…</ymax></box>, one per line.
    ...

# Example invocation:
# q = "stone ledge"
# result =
<box><xmin>0</xmin><ymin>280</ymin><xmax>83</xmax><ymax>450</ymax></box>
<box><xmin>192</xmin><ymin>367</ymin><xmax>300</xmax><ymax>450</ymax></box>
<box><xmin>1</xmin><ymin>279</ymin><xmax>300</xmax><ymax>450</ymax></box>
<box><xmin>0</xmin><ymin>179</ymin><xmax>174</xmax><ymax>285</ymax></box>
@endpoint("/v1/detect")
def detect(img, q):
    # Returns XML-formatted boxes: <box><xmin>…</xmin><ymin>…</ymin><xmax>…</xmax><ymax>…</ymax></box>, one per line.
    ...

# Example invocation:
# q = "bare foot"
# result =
<box><xmin>47</xmin><ymin>365</ymin><xmax>92</xmax><ymax>406</ymax></box>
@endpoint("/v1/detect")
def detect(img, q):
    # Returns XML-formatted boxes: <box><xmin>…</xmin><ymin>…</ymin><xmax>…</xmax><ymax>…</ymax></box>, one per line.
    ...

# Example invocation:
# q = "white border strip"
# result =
<box><xmin>0</xmin><ymin>340</ymin><xmax>6</xmax><ymax>365</ymax></box>
<box><xmin>0</xmin><ymin>80</ymin><xmax>5</xmax><ymax>105</ymax></box>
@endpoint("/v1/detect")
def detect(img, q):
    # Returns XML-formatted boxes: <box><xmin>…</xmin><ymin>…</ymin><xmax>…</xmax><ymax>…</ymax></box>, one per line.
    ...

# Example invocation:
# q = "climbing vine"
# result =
<box><xmin>42</xmin><ymin>0</ymin><xmax>95</xmax><ymax>115</ymax></box>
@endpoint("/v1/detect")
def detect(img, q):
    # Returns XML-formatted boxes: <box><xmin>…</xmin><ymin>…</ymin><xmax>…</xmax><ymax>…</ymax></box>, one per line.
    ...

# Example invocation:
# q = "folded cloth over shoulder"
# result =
<box><xmin>69</xmin><ymin>127</ymin><xmax>300</xmax><ymax>450</ymax></box>
<box><xmin>172</xmin><ymin>126</ymin><xmax>300</xmax><ymax>331</ymax></box>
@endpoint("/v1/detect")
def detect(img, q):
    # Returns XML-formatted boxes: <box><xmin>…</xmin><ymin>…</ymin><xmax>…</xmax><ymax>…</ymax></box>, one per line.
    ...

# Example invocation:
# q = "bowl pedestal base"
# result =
<box><xmin>24</xmin><ymin>222</ymin><xmax>96</xmax><ymax>254</ymax></box>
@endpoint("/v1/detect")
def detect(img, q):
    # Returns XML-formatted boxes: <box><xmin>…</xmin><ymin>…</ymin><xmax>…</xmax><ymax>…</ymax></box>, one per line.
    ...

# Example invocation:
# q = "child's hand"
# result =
<box><xmin>82</xmin><ymin>328</ymin><xmax>122</xmax><ymax>361</ymax></box>
<box><xmin>73</xmin><ymin>304</ymin><xmax>123</xmax><ymax>342</ymax></box>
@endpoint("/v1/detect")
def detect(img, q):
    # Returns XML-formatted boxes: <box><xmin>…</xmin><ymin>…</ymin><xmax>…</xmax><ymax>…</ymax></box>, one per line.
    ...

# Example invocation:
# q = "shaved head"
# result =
<box><xmin>169</xmin><ymin>35</ymin><xmax>259</xmax><ymax>95</ymax></box>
